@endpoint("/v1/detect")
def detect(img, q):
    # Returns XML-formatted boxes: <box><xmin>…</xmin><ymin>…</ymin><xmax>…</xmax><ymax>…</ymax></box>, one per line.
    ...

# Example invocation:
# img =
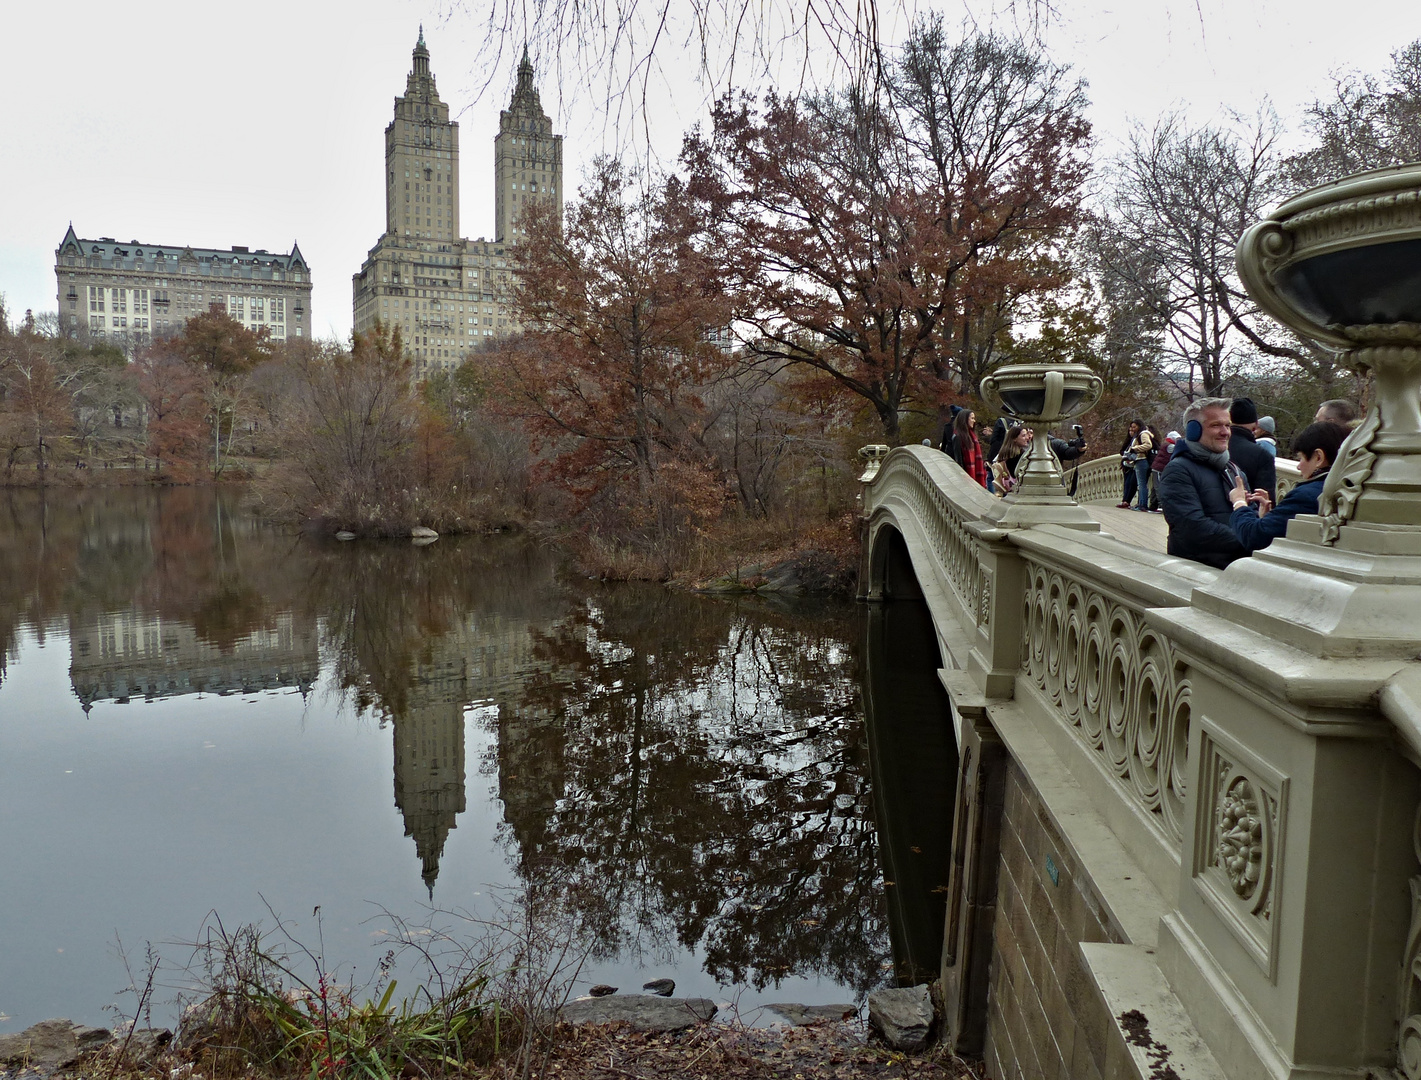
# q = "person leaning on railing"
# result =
<box><xmin>990</xmin><ymin>423</ymin><xmax>1031</xmax><ymax>494</ymax></box>
<box><xmin>1227</xmin><ymin>422</ymin><xmax>1349</xmax><ymax>553</ymax></box>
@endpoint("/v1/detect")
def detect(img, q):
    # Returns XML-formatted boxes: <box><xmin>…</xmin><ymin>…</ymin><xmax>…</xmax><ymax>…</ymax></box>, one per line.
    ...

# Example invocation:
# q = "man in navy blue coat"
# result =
<box><xmin>1159</xmin><ymin>398</ymin><xmax>1249</xmax><ymax>569</ymax></box>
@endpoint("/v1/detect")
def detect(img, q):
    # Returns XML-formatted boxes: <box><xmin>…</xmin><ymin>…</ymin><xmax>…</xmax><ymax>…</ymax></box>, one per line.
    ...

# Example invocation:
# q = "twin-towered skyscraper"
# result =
<box><xmin>351</xmin><ymin>30</ymin><xmax>564</xmax><ymax>377</ymax></box>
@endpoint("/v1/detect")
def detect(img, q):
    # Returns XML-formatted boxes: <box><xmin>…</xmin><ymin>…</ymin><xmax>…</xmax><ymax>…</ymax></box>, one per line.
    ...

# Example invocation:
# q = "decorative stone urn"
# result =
<box><xmin>1237</xmin><ymin>162</ymin><xmax>1421</xmax><ymax>549</ymax></box>
<box><xmin>978</xmin><ymin>362</ymin><xmax>1104</xmax><ymax>529</ymax></box>
<box><xmin>858</xmin><ymin>444</ymin><xmax>891</xmax><ymax>483</ymax></box>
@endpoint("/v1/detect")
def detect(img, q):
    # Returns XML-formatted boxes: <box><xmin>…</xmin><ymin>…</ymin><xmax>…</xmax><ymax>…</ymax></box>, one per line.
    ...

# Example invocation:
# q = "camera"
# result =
<box><xmin>1073</xmin><ymin>424</ymin><xmax>1084</xmax><ymax>437</ymax></box>
<box><xmin>1067</xmin><ymin>423</ymin><xmax>1086</xmax><ymax>450</ymax></box>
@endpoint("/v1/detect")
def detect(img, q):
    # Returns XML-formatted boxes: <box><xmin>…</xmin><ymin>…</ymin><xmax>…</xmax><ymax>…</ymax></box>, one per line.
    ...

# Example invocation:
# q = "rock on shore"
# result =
<box><xmin>867</xmin><ymin>985</ymin><xmax>934</xmax><ymax>1051</ymax></box>
<box><xmin>0</xmin><ymin>1019</ymin><xmax>172</xmax><ymax>1076</ymax></box>
<box><xmin>560</xmin><ymin>996</ymin><xmax>717</xmax><ymax>1033</ymax></box>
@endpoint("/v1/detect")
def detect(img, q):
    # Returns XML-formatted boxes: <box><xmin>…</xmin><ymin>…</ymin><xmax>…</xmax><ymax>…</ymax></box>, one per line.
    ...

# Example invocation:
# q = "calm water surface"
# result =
<box><xmin>0</xmin><ymin>489</ymin><xmax>952</xmax><ymax>1031</ymax></box>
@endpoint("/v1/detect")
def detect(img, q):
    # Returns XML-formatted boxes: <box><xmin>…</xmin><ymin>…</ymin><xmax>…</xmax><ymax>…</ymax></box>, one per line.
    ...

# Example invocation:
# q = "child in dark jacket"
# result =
<box><xmin>1228</xmin><ymin>422</ymin><xmax>1349</xmax><ymax>552</ymax></box>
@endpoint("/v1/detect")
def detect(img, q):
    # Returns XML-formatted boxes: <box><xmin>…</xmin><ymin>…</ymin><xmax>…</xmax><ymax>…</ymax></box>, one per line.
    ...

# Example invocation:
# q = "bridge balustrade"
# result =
<box><xmin>1012</xmin><ymin>528</ymin><xmax>1211</xmax><ymax>855</ymax></box>
<box><xmin>1274</xmin><ymin>457</ymin><xmax>1300</xmax><ymax>499</ymax></box>
<box><xmin>1071</xmin><ymin>454</ymin><xmax>1302</xmax><ymax>505</ymax></box>
<box><xmin>1067</xmin><ymin>453</ymin><xmax>1124</xmax><ymax>504</ymax></box>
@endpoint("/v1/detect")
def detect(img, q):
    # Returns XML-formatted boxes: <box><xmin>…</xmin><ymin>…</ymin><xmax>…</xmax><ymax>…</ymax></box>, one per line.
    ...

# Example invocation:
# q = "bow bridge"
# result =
<box><xmin>859</xmin><ymin>433</ymin><xmax>1418</xmax><ymax>1080</ymax></box>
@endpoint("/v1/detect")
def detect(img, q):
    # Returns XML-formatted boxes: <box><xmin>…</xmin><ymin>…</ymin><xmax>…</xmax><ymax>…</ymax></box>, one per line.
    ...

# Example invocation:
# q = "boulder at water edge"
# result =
<box><xmin>0</xmin><ymin>1019</ymin><xmax>112</xmax><ymax>1070</ymax></box>
<box><xmin>867</xmin><ymin>985</ymin><xmax>934</xmax><ymax>1051</ymax></box>
<box><xmin>764</xmin><ymin>1002</ymin><xmax>857</xmax><ymax>1026</ymax></box>
<box><xmin>559</xmin><ymin>996</ymin><xmax>716</xmax><ymax>1033</ymax></box>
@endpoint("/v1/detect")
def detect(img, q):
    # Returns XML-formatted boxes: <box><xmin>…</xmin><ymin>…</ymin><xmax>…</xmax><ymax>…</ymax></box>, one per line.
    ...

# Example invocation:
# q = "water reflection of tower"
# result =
<box><xmin>392</xmin><ymin>636</ymin><xmax>470</xmax><ymax>896</ymax></box>
<box><xmin>391</xmin><ymin>613</ymin><xmax>552</xmax><ymax>893</ymax></box>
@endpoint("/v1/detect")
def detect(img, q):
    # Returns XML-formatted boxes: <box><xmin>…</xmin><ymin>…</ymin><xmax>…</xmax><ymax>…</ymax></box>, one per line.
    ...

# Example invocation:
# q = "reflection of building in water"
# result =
<box><xmin>393</xmin><ymin>638</ymin><xmax>468</xmax><ymax>897</ymax></box>
<box><xmin>68</xmin><ymin>610</ymin><xmax>318</xmax><ymax>711</ymax></box>
<box><xmin>391</xmin><ymin>612</ymin><xmax>551</xmax><ymax>893</ymax></box>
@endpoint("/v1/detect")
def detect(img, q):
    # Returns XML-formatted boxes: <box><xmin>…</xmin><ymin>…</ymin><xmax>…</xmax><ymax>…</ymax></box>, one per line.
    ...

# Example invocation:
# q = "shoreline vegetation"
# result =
<box><xmin>0</xmin><ymin>896</ymin><xmax>971</xmax><ymax>1080</ymax></box>
<box><xmin>8</xmin><ymin>1014</ymin><xmax>973</xmax><ymax>1080</ymax></box>
<box><xmin>0</xmin><ymin>302</ymin><xmax>870</xmax><ymax>595</ymax></box>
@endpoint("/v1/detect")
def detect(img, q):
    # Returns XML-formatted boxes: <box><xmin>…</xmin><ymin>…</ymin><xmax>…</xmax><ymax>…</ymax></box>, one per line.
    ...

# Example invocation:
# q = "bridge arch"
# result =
<box><xmin>864</xmin><ymin>522</ymin><xmax>923</xmax><ymax>602</ymax></box>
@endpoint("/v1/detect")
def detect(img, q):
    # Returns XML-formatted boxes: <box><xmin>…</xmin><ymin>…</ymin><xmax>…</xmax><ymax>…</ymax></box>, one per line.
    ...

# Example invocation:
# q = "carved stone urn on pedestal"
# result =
<box><xmin>978</xmin><ymin>362</ymin><xmax>1104</xmax><ymax>529</ymax></box>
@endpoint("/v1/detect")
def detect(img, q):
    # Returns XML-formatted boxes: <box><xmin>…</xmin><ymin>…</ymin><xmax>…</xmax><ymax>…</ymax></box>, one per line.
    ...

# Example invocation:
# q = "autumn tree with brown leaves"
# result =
<box><xmin>682</xmin><ymin>19</ymin><xmax>1091</xmax><ymax>439</ymax></box>
<box><xmin>132</xmin><ymin>346</ymin><xmax>206</xmax><ymax>478</ymax></box>
<box><xmin>501</xmin><ymin>157</ymin><xmax>736</xmax><ymax>545</ymax></box>
<box><xmin>176</xmin><ymin>307</ymin><xmax>272</xmax><ymax>476</ymax></box>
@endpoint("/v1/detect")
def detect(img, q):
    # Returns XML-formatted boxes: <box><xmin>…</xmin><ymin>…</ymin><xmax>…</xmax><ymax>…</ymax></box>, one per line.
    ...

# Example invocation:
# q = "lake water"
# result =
<box><xmin>0</xmin><ymin>488</ymin><xmax>953</xmax><ymax>1032</ymax></box>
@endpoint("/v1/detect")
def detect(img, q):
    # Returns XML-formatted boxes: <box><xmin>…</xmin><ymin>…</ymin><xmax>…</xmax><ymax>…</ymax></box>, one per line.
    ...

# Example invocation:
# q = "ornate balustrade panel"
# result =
<box><xmin>864</xmin><ymin>448</ymin><xmax>999</xmax><ymax>640</ymax></box>
<box><xmin>1275</xmin><ymin>458</ymin><xmax>1301</xmax><ymax>500</ymax></box>
<box><xmin>1071</xmin><ymin>454</ymin><xmax>1125</xmax><ymax>504</ymax></box>
<box><xmin>1010</xmin><ymin>528</ymin><xmax>1219</xmax><ymax>869</ymax></box>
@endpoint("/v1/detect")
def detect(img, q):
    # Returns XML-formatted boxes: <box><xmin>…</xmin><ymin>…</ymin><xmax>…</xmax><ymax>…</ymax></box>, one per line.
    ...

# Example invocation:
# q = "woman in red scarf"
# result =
<box><xmin>947</xmin><ymin>408</ymin><xmax>989</xmax><ymax>488</ymax></box>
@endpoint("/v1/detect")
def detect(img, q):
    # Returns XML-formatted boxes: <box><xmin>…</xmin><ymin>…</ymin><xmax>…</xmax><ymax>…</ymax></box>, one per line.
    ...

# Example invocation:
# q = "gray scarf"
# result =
<box><xmin>1184</xmin><ymin>439</ymin><xmax>1230</xmax><ymax>471</ymax></box>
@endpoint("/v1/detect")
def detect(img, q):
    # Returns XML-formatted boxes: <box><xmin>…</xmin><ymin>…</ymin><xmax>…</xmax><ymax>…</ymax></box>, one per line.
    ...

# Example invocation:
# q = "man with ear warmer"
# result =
<box><xmin>1158</xmin><ymin>397</ymin><xmax>1250</xmax><ymax>569</ymax></box>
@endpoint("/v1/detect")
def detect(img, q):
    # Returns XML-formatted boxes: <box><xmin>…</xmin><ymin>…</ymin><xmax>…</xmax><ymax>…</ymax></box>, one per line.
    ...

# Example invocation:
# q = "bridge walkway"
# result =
<box><xmin>1084</xmin><ymin>506</ymin><xmax>1168</xmax><ymax>551</ymax></box>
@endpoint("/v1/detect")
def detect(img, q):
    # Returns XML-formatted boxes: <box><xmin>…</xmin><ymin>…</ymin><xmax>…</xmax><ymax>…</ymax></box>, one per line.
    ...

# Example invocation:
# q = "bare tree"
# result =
<box><xmin>1097</xmin><ymin>112</ymin><xmax>1335</xmax><ymax>398</ymax></box>
<box><xmin>1285</xmin><ymin>40</ymin><xmax>1421</xmax><ymax>188</ymax></box>
<box><xmin>684</xmin><ymin>22</ymin><xmax>1090</xmax><ymax>438</ymax></box>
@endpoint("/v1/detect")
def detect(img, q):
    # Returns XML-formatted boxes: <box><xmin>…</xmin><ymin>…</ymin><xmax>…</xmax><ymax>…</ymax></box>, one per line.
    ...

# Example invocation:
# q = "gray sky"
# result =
<box><xmin>2</xmin><ymin>0</ymin><xmax>1419</xmax><ymax>341</ymax></box>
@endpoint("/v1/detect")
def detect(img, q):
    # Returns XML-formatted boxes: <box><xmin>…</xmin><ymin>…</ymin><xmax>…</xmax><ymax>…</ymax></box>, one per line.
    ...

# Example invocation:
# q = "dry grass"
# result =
<box><xmin>78</xmin><ymin>1018</ymin><xmax>980</xmax><ymax>1080</ymax></box>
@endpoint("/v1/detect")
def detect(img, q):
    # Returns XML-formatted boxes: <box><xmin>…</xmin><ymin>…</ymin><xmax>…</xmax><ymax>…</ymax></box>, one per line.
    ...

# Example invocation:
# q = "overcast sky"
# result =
<box><xmin>2</xmin><ymin>0</ymin><xmax>1419</xmax><ymax>341</ymax></box>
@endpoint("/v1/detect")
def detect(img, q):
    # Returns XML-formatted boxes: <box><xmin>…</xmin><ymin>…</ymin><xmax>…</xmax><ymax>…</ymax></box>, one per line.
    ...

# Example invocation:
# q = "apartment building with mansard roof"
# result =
<box><xmin>55</xmin><ymin>226</ymin><xmax>312</xmax><ymax>352</ymax></box>
<box><xmin>351</xmin><ymin>31</ymin><xmax>564</xmax><ymax>378</ymax></box>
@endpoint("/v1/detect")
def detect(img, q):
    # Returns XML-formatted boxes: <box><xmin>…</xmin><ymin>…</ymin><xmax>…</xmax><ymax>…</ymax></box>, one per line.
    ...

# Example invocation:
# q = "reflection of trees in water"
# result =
<box><xmin>494</xmin><ymin>588</ymin><xmax>890</xmax><ymax>996</ymax></box>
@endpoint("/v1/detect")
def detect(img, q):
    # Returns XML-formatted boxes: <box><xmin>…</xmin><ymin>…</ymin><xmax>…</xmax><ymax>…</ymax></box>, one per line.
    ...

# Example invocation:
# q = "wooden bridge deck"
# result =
<box><xmin>1084</xmin><ymin>506</ymin><xmax>1169</xmax><ymax>552</ymax></box>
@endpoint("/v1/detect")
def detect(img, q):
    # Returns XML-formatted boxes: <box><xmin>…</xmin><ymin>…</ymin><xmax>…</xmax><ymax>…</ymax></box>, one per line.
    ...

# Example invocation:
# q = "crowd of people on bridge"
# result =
<box><xmin>934</xmin><ymin>392</ymin><xmax>1361</xmax><ymax>571</ymax></box>
<box><xmin>1157</xmin><ymin>396</ymin><xmax>1355</xmax><ymax>569</ymax></box>
<box><xmin>937</xmin><ymin>406</ymin><xmax>1087</xmax><ymax>496</ymax></box>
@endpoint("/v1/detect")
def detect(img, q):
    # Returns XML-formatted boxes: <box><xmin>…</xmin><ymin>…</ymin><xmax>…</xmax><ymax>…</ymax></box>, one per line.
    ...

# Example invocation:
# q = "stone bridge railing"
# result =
<box><xmin>1071</xmin><ymin>453</ymin><xmax>1301</xmax><ymax>505</ymax></box>
<box><xmin>1066</xmin><ymin>453</ymin><xmax>1124</xmax><ymax>504</ymax></box>
<box><xmin>860</xmin><ymin>441</ymin><xmax>1421</xmax><ymax>1080</ymax></box>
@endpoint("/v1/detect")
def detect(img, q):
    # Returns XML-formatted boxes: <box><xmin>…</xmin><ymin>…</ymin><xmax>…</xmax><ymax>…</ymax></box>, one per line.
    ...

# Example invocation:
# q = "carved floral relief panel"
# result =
<box><xmin>1193</xmin><ymin>719</ymin><xmax>1288</xmax><ymax>980</ymax></box>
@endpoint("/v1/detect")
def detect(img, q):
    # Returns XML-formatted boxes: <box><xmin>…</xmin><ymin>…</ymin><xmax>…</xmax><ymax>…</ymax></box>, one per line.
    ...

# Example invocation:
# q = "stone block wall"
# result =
<box><xmin>983</xmin><ymin>761</ymin><xmax>1125</xmax><ymax>1080</ymax></box>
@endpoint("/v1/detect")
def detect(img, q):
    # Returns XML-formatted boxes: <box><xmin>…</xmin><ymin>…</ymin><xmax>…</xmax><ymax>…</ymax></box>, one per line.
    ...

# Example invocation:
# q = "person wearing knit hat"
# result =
<box><xmin>1230</xmin><ymin>397</ymin><xmax>1258</xmax><ymax>426</ymax></box>
<box><xmin>1256</xmin><ymin>415</ymin><xmax>1277</xmax><ymax>457</ymax></box>
<box><xmin>1228</xmin><ymin>396</ymin><xmax>1276</xmax><ymax>502</ymax></box>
